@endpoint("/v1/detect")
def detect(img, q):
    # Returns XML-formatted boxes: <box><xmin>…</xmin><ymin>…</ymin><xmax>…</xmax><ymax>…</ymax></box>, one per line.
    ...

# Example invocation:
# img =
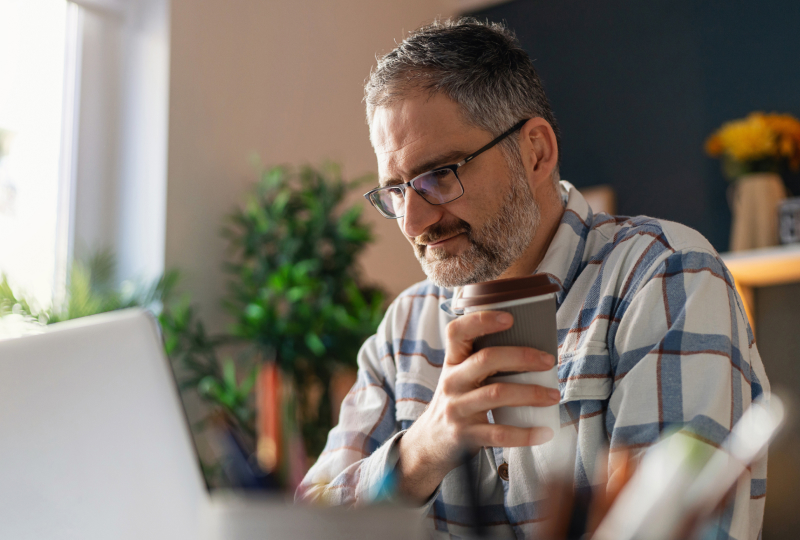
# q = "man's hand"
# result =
<box><xmin>396</xmin><ymin>310</ymin><xmax>560</xmax><ymax>503</ymax></box>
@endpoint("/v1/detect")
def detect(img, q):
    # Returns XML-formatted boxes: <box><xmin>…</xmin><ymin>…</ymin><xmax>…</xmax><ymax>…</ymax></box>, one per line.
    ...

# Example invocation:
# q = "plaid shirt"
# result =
<box><xmin>297</xmin><ymin>182</ymin><xmax>769</xmax><ymax>540</ymax></box>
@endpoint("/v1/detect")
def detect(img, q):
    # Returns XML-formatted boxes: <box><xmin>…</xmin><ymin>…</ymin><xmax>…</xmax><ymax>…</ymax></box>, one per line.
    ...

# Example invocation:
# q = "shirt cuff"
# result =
<box><xmin>355</xmin><ymin>430</ymin><xmax>441</xmax><ymax>515</ymax></box>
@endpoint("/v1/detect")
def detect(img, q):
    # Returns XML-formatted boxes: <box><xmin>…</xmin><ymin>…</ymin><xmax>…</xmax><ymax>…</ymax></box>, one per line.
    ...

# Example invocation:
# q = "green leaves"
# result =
<box><xmin>245</xmin><ymin>302</ymin><xmax>266</xmax><ymax>323</ymax></box>
<box><xmin>0</xmin><ymin>274</ymin><xmax>34</xmax><ymax>317</ymax></box>
<box><xmin>154</xmin><ymin>162</ymin><xmax>388</xmax><ymax>468</ymax></box>
<box><xmin>1</xmin><ymin>250</ymin><xmax>173</xmax><ymax>325</ymax></box>
<box><xmin>220</xmin><ymin>162</ymin><xmax>387</xmax><ymax>457</ymax></box>
<box><xmin>304</xmin><ymin>332</ymin><xmax>326</xmax><ymax>357</ymax></box>
<box><xmin>197</xmin><ymin>358</ymin><xmax>258</xmax><ymax>438</ymax></box>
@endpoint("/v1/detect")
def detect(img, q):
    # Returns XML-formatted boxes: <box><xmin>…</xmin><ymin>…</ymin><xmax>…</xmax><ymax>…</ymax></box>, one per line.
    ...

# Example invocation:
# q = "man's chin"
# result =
<box><xmin>419</xmin><ymin>255</ymin><xmax>495</xmax><ymax>288</ymax></box>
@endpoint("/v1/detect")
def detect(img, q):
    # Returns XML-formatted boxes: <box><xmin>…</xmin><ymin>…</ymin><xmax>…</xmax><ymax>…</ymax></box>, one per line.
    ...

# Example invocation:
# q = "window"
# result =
<box><xmin>0</xmin><ymin>0</ymin><xmax>75</xmax><ymax>309</ymax></box>
<box><xmin>0</xmin><ymin>0</ymin><xmax>169</xmax><ymax>316</ymax></box>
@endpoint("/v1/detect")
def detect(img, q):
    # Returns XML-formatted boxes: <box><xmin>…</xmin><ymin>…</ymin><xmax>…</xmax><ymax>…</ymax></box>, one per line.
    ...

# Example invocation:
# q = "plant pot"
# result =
<box><xmin>729</xmin><ymin>172</ymin><xmax>787</xmax><ymax>252</ymax></box>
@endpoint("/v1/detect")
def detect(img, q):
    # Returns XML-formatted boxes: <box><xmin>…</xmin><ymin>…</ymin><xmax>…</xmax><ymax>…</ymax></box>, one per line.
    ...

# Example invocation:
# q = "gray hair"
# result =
<box><xmin>365</xmin><ymin>18</ymin><xmax>561</xmax><ymax>176</ymax></box>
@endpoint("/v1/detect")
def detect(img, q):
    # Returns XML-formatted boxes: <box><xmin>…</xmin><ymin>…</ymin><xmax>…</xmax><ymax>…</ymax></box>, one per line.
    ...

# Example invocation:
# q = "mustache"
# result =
<box><xmin>415</xmin><ymin>220</ymin><xmax>472</xmax><ymax>246</ymax></box>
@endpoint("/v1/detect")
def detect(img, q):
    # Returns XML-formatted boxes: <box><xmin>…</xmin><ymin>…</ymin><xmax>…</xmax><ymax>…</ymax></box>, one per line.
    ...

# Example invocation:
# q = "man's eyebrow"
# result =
<box><xmin>379</xmin><ymin>150</ymin><xmax>468</xmax><ymax>187</ymax></box>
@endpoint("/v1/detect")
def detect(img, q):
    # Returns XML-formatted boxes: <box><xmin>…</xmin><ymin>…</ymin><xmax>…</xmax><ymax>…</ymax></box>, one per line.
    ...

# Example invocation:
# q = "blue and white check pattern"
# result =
<box><xmin>297</xmin><ymin>182</ymin><xmax>769</xmax><ymax>540</ymax></box>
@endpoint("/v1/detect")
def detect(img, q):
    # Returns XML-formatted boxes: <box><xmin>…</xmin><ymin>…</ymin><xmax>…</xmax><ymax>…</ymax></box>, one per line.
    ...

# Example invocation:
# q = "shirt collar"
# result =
<box><xmin>534</xmin><ymin>181</ymin><xmax>593</xmax><ymax>303</ymax></box>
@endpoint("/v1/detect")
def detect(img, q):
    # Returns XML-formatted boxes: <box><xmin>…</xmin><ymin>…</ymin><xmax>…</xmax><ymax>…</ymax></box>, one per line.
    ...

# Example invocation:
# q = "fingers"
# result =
<box><xmin>445</xmin><ymin>311</ymin><xmax>513</xmax><ymax>365</ymax></box>
<box><xmin>463</xmin><ymin>423</ymin><xmax>555</xmax><ymax>448</ymax></box>
<box><xmin>453</xmin><ymin>346</ymin><xmax>556</xmax><ymax>389</ymax></box>
<box><xmin>454</xmin><ymin>382</ymin><xmax>561</xmax><ymax>418</ymax></box>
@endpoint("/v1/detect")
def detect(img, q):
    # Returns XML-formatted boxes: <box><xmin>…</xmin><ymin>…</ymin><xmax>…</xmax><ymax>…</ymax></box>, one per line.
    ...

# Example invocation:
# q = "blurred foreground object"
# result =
<box><xmin>593</xmin><ymin>395</ymin><xmax>785</xmax><ymax>540</ymax></box>
<box><xmin>705</xmin><ymin>112</ymin><xmax>800</xmax><ymax>251</ymax></box>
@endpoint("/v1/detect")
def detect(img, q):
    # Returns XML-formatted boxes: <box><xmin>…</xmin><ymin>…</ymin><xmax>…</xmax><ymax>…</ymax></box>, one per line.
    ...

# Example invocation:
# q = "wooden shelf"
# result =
<box><xmin>720</xmin><ymin>243</ymin><xmax>800</xmax><ymax>331</ymax></box>
<box><xmin>721</xmin><ymin>243</ymin><xmax>800</xmax><ymax>287</ymax></box>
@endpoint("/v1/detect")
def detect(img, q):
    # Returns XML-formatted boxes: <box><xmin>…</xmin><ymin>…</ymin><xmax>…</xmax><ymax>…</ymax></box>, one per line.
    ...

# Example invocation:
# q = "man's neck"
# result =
<box><xmin>499</xmin><ymin>186</ymin><xmax>565</xmax><ymax>279</ymax></box>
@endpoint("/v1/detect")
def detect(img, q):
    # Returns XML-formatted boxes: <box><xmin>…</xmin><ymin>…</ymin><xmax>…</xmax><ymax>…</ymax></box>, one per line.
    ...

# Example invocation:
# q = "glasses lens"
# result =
<box><xmin>368</xmin><ymin>168</ymin><xmax>463</xmax><ymax>218</ymax></box>
<box><xmin>371</xmin><ymin>186</ymin><xmax>405</xmax><ymax>218</ymax></box>
<box><xmin>413</xmin><ymin>168</ymin><xmax>462</xmax><ymax>204</ymax></box>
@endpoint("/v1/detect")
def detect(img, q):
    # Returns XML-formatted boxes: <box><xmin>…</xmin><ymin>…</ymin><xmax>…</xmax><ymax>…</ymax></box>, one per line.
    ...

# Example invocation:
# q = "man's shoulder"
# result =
<box><xmin>591</xmin><ymin>213</ymin><xmax>719</xmax><ymax>264</ymax></box>
<box><xmin>582</xmin><ymin>214</ymin><xmax>726</xmax><ymax>301</ymax></box>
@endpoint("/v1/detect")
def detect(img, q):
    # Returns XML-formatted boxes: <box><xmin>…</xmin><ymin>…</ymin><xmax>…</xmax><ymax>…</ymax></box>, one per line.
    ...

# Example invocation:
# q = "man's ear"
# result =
<box><xmin>518</xmin><ymin>117</ymin><xmax>559</xmax><ymax>190</ymax></box>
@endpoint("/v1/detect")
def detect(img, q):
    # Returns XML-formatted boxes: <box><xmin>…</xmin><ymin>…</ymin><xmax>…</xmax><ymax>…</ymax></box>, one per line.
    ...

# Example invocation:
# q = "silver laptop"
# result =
<box><xmin>0</xmin><ymin>309</ymin><xmax>422</xmax><ymax>540</ymax></box>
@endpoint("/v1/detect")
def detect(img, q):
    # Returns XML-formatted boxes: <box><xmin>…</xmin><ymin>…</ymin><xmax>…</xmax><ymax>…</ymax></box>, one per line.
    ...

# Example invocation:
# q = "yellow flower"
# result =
<box><xmin>704</xmin><ymin>134</ymin><xmax>724</xmax><ymax>157</ymax></box>
<box><xmin>779</xmin><ymin>136</ymin><xmax>794</xmax><ymax>157</ymax></box>
<box><xmin>764</xmin><ymin>113</ymin><xmax>800</xmax><ymax>170</ymax></box>
<box><xmin>717</xmin><ymin>113</ymin><xmax>777</xmax><ymax>162</ymax></box>
<box><xmin>763</xmin><ymin>113</ymin><xmax>800</xmax><ymax>138</ymax></box>
<box><xmin>706</xmin><ymin>111</ymin><xmax>800</xmax><ymax>172</ymax></box>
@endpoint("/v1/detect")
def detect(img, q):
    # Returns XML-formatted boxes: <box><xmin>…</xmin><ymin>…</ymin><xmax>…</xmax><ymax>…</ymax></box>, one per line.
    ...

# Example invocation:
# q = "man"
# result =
<box><xmin>297</xmin><ymin>18</ymin><xmax>768</xmax><ymax>539</ymax></box>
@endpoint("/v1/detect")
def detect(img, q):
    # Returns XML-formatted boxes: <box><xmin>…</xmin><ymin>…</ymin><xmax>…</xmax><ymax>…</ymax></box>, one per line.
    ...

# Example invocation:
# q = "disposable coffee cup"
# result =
<box><xmin>454</xmin><ymin>274</ymin><xmax>561</xmax><ymax>433</ymax></box>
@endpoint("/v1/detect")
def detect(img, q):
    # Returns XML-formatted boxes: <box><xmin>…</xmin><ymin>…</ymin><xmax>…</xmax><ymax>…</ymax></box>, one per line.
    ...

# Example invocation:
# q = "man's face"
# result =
<box><xmin>370</xmin><ymin>93</ymin><xmax>540</xmax><ymax>287</ymax></box>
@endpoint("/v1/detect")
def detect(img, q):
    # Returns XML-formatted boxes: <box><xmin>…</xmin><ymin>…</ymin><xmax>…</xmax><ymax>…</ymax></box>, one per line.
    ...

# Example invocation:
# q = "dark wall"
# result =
<box><xmin>471</xmin><ymin>0</ymin><xmax>800</xmax><ymax>252</ymax></box>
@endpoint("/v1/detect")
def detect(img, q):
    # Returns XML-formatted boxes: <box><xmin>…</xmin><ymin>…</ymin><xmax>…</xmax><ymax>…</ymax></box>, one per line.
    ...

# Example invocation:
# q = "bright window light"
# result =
<box><xmin>0</xmin><ymin>0</ymin><xmax>69</xmax><ymax>309</ymax></box>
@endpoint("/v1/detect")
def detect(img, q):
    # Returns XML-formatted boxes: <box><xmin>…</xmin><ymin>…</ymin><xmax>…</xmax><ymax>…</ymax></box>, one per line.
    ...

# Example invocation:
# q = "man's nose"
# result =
<box><xmin>400</xmin><ymin>188</ymin><xmax>442</xmax><ymax>238</ymax></box>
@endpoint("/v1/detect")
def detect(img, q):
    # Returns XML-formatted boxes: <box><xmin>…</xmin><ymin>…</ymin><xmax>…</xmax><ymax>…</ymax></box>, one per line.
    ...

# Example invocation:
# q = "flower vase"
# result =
<box><xmin>729</xmin><ymin>172</ymin><xmax>787</xmax><ymax>252</ymax></box>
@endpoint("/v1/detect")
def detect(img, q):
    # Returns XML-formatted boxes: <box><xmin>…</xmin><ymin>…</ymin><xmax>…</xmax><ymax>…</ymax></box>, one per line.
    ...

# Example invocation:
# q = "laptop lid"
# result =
<box><xmin>0</xmin><ymin>309</ymin><xmax>206</xmax><ymax>540</ymax></box>
<box><xmin>0</xmin><ymin>308</ymin><xmax>427</xmax><ymax>540</ymax></box>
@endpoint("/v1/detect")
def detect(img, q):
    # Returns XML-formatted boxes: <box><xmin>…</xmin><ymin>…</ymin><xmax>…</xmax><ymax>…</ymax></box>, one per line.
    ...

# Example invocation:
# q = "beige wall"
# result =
<box><xmin>166</xmin><ymin>0</ymin><xmax>456</xmax><ymax>331</ymax></box>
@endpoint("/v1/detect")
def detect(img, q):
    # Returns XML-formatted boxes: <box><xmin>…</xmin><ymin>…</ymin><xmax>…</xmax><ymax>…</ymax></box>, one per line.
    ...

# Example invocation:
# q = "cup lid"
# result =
<box><xmin>454</xmin><ymin>274</ymin><xmax>561</xmax><ymax>309</ymax></box>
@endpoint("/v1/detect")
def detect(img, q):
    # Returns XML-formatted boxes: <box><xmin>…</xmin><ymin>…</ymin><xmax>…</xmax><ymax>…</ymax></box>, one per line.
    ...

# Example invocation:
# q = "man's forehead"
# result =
<box><xmin>370</xmin><ymin>110</ymin><xmax>426</xmax><ymax>158</ymax></box>
<box><xmin>370</xmin><ymin>98</ymin><xmax>445</xmax><ymax>151</ymax></box>
<box><xmin>370</xmin><ymin>95</ymin><xmax>477</xmax><ymax>179</ymax></box>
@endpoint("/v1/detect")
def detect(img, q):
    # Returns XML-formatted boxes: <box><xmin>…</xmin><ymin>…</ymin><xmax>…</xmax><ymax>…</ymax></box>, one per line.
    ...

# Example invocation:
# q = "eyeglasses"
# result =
<box><xmin>363</xmin><ymin>119</ymin><xmax>529</xmax><ymax>219</ymax></box>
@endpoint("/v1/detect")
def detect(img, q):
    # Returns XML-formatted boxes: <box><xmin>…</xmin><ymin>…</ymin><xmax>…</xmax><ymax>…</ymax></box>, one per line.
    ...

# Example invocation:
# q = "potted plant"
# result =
<box><xmin>224</xmin><ymin>162</ymin><xmax>386</xmax><ymax>455</ymax></box>
<box><xmin>161</xmin><ymin>162</ymin><xmax>387</xmax><ymax>486</ymax></box>
<box><xmin>705</xmin><ymin>112</ymin><xmax>800</xmax><ymax>251</ymax></box>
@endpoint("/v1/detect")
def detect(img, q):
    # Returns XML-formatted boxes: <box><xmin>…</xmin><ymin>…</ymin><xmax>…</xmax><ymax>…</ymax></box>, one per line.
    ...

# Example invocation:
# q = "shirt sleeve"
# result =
<box><xmin>608</xmin><ymin>248</ymin><xmax>769</xmax><ymax>540</ymax></box>
<box><xmin>295</xmin><ymin>305</ymin><xmax>404</xmax><ymax>507</ymax></box>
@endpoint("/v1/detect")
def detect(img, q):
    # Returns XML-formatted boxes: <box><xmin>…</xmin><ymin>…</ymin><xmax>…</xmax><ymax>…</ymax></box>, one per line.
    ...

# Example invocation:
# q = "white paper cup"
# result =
<box><xmin>457</xmin><ymin>275</ymin><xmax>561</xmax><ymax>433</ymax></box>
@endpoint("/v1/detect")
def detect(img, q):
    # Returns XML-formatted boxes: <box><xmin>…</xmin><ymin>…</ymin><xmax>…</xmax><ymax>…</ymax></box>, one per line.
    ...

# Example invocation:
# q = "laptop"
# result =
<box><xmin>0</xmin><ymin>309</ymin><xmax>422</xmax><ymax>539</ymax></box>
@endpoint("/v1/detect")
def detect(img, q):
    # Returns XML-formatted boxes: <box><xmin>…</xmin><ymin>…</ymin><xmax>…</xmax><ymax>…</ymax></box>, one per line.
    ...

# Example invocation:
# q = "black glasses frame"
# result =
<box><xmin>363</xmin><ymin>118</ymin><xmax>530</xmax><ymax>219</ymax></box>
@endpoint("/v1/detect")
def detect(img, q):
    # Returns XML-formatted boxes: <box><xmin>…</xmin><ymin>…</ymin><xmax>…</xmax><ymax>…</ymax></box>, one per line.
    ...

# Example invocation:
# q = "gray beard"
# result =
<box><xmin>415</xmin><ymin>160</ymin><xmax>541</xmax><ymax>288</ymax></box>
